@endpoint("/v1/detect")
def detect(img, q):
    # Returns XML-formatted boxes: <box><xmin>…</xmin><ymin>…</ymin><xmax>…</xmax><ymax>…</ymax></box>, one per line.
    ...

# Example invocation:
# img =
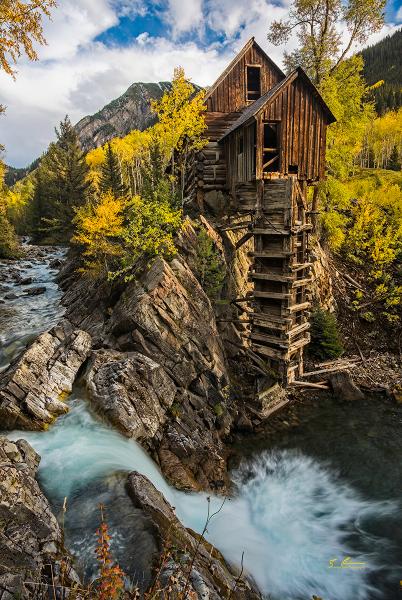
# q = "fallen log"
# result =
<box><xmin>302</xmin><ymin>363</ymin><xmax>358</xmax><ymax>378</ymax></box>
<box><xmin>290</xmin><ymin>381</ymin><xmax>330</xmax><ymax>390</ymax></box>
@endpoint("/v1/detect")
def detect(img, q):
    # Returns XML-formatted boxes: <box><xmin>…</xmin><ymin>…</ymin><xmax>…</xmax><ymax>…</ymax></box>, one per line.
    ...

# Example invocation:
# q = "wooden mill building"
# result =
<box><xmin>188</xmin><ymin>37</ymin><xmax>335</xmax><ymax>385</ymax></box>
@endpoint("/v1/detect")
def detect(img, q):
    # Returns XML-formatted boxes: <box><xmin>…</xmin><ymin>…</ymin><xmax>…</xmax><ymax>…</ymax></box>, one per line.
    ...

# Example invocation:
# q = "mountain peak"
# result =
<box><xmin>74</xmin><ymin>81</ymin><xmax>173</xmax><ymax>152</ymax></box>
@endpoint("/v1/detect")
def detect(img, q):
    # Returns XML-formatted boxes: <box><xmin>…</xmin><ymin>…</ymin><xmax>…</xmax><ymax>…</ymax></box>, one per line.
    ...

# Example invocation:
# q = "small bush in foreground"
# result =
<box><xmin>308</xmin><ymin>308</ymin><xmax>344</xmax><ymax>360</ymax></box>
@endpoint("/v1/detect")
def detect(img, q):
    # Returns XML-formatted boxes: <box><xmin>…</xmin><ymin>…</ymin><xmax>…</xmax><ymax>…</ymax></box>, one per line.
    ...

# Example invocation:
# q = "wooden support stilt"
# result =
<box><xmin>246</xmin><ymin>176</ymin><xmax>312</xmax><ymax>384</ymax></box>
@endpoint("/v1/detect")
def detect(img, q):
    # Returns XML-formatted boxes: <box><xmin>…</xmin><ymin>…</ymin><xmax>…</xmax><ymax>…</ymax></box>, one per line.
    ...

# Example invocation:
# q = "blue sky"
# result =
<box><xmin>0</xmin><ymin>0</ymin><xmax>400</xmax><ymax>167</ymax></box>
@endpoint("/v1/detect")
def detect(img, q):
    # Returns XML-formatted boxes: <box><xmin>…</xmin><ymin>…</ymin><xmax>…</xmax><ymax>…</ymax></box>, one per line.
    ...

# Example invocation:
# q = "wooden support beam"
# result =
<box><xmin>220</xmin><ymin>222</ymin><xmax>250</xmax><ymax>232</ymax></box>
<box><xmin>248</xmin><ymin>332</ymin><xmax>289</xmax><ymax>348</ymax></box>
<box><xmin>263</xmin><ymin>154</ymin><xmax>279</xmax><ymax>169</ymax></box>
<box><xmin>252</xmin><ymin>319</ymin><xmax>288</xmax><ymax>331</ymax></box>
<box><xmin>235</xmin><ymin>231</ymin><xmax>253</xmax><ymax>249</ymax></box>
<box><xmin>252</xmin><ymin>228</ymin><xmax>290</xmax><ymax>236</ymax></box>
<box><xmin>249</xmin><ymin>251</ymin><xmax>292</xmax><ymax>258</ymax></box>
<box><xmin>252</xmin><ymin>312</ymin><xmax>293</xmax><ymax>324</ymax></box>
<box><xmin>251</xmin><ymin>343</ymin><xmax>287</xmax><ymax>360</ymax></box>
<box><xmin>253</xmin><ymin>291</ymin><xmax>292</xmax><ymax>300</ymax></box>
<box><xmin>288</xmin><ymin>334</ymin><xmax>311</xmax><ymax>351</ymax></box>
<box><xmin>290</xmin><ymin>262</ymin><xmax>312</xmax><ymax>271</ymax></box>
<box><xmin>287</xmin><ymin>321</ymin><xmax>310</xmax><ymax>338</ymax></box>
<box><xmin>288</xmin><ymin>301</ymin><xmax>311</xmax><ymax>313</ymax></box>
<box><xmin>250</xmin><ymin>272</ymin><xmax>294</xmax><ymax>283</ymax></box>
<box><xmin>292</xmin><ymin>277</ymin><xmax>313</xmax><ymax>288</ymax></box>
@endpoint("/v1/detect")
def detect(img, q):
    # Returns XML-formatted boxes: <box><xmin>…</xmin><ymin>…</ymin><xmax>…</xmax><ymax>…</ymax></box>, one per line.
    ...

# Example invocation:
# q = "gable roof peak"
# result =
<box><xmin>205</xmin><ymin>37</ymin><xmax>284</xmax><ymax>102</ymax></box>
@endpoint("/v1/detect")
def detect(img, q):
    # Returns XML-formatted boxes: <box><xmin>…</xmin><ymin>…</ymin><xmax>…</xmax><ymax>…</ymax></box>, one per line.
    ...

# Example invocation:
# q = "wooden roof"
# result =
<box><xmin>204</xmin><ymin>37</ymin><xmax>285</xmax><ymax>102</ymax></box>
<box><xmin>219</xmin><ymin>66</ymin><xmax>336</xmax><ymax>140</ymax></box>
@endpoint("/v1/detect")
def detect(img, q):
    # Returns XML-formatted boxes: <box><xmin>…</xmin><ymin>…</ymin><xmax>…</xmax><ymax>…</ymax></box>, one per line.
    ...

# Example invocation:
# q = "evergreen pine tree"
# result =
<box><xmin>388</xmin><ymin>145</ymin><xmax>401</xmax><ymax>171</ymax></box>
<box><xmin>99</xmin><ymin>143</ymin><xmax>127</xmax><ymax>197</ymax></box>
<box><xmin>31</xmin><ymin>116</ymin><xmax>91</xmax><ymax>241</ymax></box>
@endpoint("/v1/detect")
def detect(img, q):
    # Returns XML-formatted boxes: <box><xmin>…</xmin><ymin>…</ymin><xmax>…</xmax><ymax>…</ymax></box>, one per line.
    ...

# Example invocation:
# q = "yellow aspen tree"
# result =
<box><xmin>0</xmin><ymin>0</ymin><xmax>56</xmax><ymax>77</ymax></box>
<box><xmin>151</xmin><ymin>66</ymin><xmax>208</xmax><ymax>202</ymax></box>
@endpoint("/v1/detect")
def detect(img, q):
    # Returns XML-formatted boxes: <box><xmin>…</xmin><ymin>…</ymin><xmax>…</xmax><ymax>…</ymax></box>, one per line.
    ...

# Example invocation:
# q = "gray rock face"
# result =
<box><xmin>105</xmin><ymin>257</ymin><xmax>231</xmax><ymax>490</ymax></box>
<box><xmin>109</xmin><ymin>256</ymin><xmax>227</xmax><ymax>386</ymax></box>
<box><xmin>0</xmin><ymin>321</ymin><xmax>92</xmax><ymax>430</ymax></box>
<box><xmin>75</xmin><ymin>81</ymin><xmax>173</xmax><ymax>151</ymax></box>
<box><xmin>58</xmin><ymin>221</ymin><xmax>246</xmax><ymax>491</ymax></box>
<box><xmin>127</xmin><ymin>471</ymin><xmax>260</xmax><ymax>600</ymax></box>
<box><xmin>86</xmin><ymin>349</ymin><xmax>176</xmax><ymax>440</ymax></box>
<box><xmin>0</xmin><ymin>437</ymin><xmax>78</xmax><ymax>599</ymax></box>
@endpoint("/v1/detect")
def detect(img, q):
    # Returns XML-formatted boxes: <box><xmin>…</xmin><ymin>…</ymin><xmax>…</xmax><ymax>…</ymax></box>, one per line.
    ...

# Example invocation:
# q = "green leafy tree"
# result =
<box><xmin>99</xmin><ymin>143</ymin><xmax>127</xmax><ymax>197</ymax></box>
<box><xmin>267</xmin><ymin>0</ymin><xmax>385</xmax><ymax>84</ymax></box>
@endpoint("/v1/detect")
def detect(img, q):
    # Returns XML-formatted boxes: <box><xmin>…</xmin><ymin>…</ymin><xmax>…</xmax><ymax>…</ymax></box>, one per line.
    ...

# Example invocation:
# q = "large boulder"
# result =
<box><xmin>127</xmin><ymin>471</ymin><xmax>261</xmax><ymax>600</ymax></box>
<box><xmin>86</xmin><ymin>349</ymin><xmax>176</xmax><ymax>440</ymax></box>
<box><xmin>0</xmin><ymin>321</ymin><xmax>92</xmax><ymax>430</ymax></box>
<box><xmin>108</xmin><ymin>256</ymin><xmax>227</xmax><ymax>387</ymax></box>
<box><xmin>0</xmin><ymin>437</ymin><xmax>78</xmax><ymax>599</ymax></box>
<box><xmin>329</xmin><ymin>370</ymin><xmax>365</xmax><ymax>402</ymax></box>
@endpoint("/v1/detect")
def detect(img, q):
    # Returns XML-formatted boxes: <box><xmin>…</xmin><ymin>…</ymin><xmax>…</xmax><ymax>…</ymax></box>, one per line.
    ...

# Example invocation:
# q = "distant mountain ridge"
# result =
<box><xmin>75</xmin><ymin>81</ymin><xmax>173</xmax><ymax>151</ymax></box>
<box><xmin>361</xmin><ymin>28</ymin><xmax>402</xmax><ymax>114</ymax></box>
<box><xmin>4</xmin><ymin>81</ymin><xmax>173</xmax><ymax>185</ymax></box>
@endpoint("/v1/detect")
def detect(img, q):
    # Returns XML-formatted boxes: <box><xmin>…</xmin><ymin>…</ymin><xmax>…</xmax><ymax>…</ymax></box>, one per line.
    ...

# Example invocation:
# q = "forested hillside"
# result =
<box><xmin>361</xmin><ymin>28</ymin><xmax>402</xmax><ymax>114</ymax></box>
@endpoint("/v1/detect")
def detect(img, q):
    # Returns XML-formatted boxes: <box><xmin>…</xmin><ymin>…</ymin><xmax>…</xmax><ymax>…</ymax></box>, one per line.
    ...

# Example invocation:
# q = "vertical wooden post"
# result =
<box><xmin>256</xmin><ymin>118</ymin><xmax>263</xmax><ymax>180</ymax></box>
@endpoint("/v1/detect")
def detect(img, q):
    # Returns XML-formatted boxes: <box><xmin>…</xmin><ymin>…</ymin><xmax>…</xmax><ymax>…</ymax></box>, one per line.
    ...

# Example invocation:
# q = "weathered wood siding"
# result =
<box><xmin>258</xmin><ymin>77</ymin><xmax>328</xmax><ymax>181</ymax></box>
<box><xmin>206</xmin><ymin>45</ymin><xmax>283</xmax><ymax>113</ymax></box>
<box><xmin>224</xmin><ymin>123</ymin><xmax>256</xmax><ymax>190</ymax></box>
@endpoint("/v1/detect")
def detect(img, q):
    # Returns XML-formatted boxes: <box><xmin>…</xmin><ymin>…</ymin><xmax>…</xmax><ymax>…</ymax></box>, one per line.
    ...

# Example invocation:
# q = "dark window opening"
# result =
<box><xmin>288</xmin><ymin>164</ymin><xmax>298</xmax><ymax>174</ymax></box>
<box><xmin>263</xmin><ymin>122</ymin><xmax>280</xmax><ymax>174</ymax></box>
<box><xmin>246</xmin><ymin>66</ymin><xmax>261</xmax><ymax>101</ymax></box>
<box><xmin>238</xmin><ymin>133</ymin><xmax>244</xmax><ymax>155</ymax></box>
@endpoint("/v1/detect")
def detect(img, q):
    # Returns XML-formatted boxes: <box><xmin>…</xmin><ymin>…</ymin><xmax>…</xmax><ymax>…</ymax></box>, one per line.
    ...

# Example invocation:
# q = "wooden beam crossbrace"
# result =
<box><xmin>263</xmin><ymin>154</ymin><xmax>279</xmax><ymax>170</ymax></box>
<box><xmin>235</xmin><ymin>231</ymin><xmax>254</xmax><ymax>249</ymax></box>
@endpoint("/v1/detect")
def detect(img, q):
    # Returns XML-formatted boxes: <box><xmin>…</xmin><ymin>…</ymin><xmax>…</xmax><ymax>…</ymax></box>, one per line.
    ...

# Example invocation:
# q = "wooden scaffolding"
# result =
<box><xmin>241</xmin><ymin>177</ymin><xmax>312</xmax><ymax>383</ymax></box>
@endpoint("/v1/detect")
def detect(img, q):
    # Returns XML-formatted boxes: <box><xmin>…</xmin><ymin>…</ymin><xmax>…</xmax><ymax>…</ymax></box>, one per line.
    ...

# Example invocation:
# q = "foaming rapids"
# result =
<box><xmin>9</xmin><ymin>395</ymin><xmax>396</xmax><ymax>600</ymax></box>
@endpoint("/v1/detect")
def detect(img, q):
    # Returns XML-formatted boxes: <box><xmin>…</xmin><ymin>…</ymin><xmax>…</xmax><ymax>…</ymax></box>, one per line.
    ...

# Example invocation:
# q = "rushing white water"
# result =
<box><xmin>9</xmin><ymin>392</ymin><xmax>396</xmax><ymax>600</ymax></box>
<box><xmin>0</xmin><ymin>246</ymin><xmax>65</xmax><ymax>370</ymax></box>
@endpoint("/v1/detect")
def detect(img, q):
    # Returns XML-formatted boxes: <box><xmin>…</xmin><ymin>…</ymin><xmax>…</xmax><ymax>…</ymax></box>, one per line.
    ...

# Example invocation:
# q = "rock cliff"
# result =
<box><xmin>75</xmin><ymin>81</ymin><xmax>172</xmax><ymax>151</ymax></box>
<box><xmin>0</xmin><ymin>437</ymin><xmax>77</xmax><ymax>599</ymax></box>
<box><xmin>127</xmin><ymin>471</ymin><xmax>261</xmax><ymax>600</ymax></box>
<box><xmin>0</xmin><ymin>321</ymin><xmax>91</xmax><ymax>430</ymax></box>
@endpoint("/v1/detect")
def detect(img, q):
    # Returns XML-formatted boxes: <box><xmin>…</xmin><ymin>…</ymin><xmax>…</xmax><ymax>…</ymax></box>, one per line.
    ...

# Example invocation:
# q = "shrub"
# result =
<box><xmin>308</xmin><ymin>308</ymin><xmax>344</xmax><ymax>360</ymax></box>
<box><xmin>194</xmin><ymin>229</ymin><xmax>226</xmax><ymax>301</ymax></box>
<box><xmin>95</xmin><ymin>505</ymin><xmax>125</xmax><ymax>600</ymax></box>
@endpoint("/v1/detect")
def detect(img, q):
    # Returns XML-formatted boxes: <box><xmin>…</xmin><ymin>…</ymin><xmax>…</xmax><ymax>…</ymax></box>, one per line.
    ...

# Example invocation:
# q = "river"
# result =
<box><xmin>2</xmin><ymin>248</ymin><xmax>401</xmax><ymax>600</ymax></box>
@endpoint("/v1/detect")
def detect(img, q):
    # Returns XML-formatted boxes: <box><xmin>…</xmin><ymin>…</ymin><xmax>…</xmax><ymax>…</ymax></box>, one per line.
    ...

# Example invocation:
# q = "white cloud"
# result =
<box><xmin>397</xmin><ymin>7</ymin><xmax>402</xmax><ymax>22</ymax></box>
<box><xmin>0</xmin><ymin>0</ymin><xmax>399</xmax><ymax>166</ymax></box>
<box><xmin>164</xmin><ymin>0</ymin><xmax>204</xmax><ymax>36</ymax></box>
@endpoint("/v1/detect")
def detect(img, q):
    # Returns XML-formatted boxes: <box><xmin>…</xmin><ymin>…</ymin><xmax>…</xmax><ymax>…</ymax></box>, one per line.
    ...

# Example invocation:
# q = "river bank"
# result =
<box><xmin>1</xmin><ymin>243</ymin><xmax>401</xmax><ymax>599</ymax></box>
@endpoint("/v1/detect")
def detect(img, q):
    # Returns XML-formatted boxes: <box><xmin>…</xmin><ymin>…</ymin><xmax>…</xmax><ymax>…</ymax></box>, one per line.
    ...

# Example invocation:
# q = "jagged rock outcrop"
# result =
<box><xmin>86</xmin><ymin>349</ymin><xmax>176</xmax><ymax>440</ymax></box>
<box><xmin>75</xmin><ymin>81</ymin><xmax>173</xmax><ymax>151</ymax></box>
<box><xmin>127</xmin><ymin>471</ymin><xmax>260</xmax><ymax>600</ymax></box>
<box><xmin>0</xmin><ymin>437</ymin><xmax>78</xmax><ymax>599</ymax></box>
<box><xmin>108</xmin><ymin>256</ymin><xmax>227</xmax><ymax>384</ymax></box>
<box><xmin>81</xmin><ymin>253</ymin><xmax>232</xmax><ymax>491</ymax></box>
<box><xmin>0</xmin><ymin>321</ymin><xmax>91</xmax><ymax>430</ymax></box>
<box><xmin>310</xmin><ymin>241</ymin><xmax>336</xmax><ymax>312</ymax></box>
